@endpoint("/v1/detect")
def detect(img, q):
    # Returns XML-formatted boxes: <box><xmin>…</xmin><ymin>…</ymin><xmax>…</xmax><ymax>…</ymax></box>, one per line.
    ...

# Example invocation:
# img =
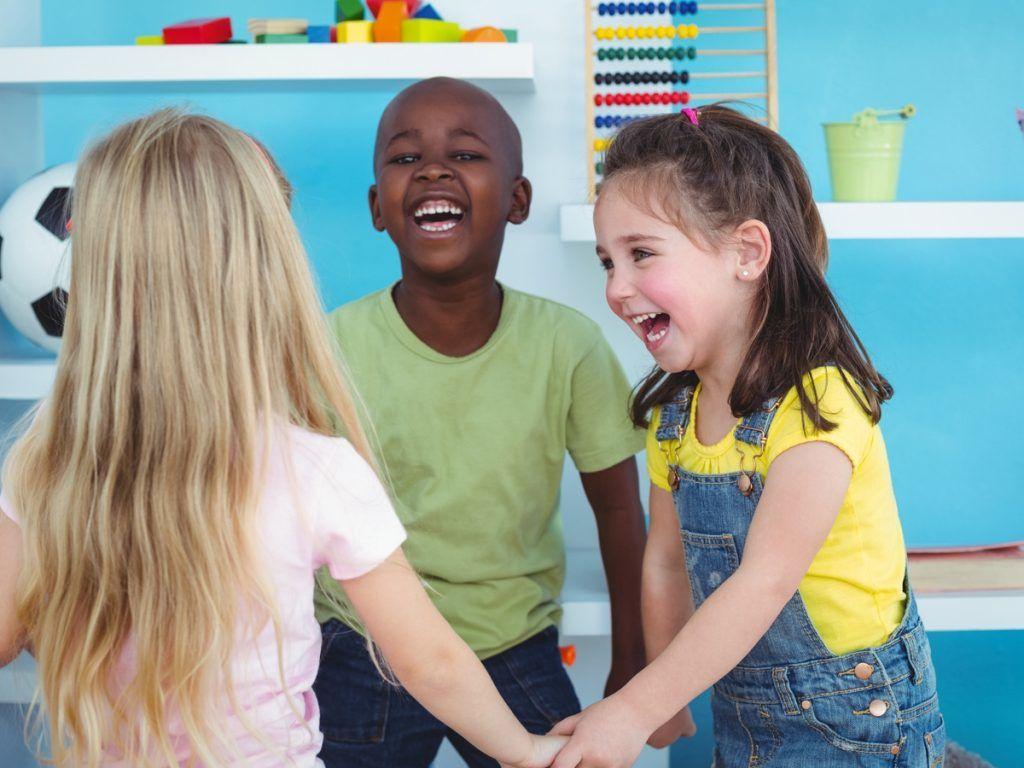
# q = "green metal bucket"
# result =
<box><xmin>823</xmin><ymin>105</ymin><xmax>915</xmax><ymax>202</ymax></box>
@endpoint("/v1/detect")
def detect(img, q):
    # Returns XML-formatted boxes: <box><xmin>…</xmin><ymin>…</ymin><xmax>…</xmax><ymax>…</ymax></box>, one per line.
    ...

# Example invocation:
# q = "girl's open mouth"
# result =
<box><xmin>632</xmin><ymin>312</ymin><xmax>670</xmax><ymax>349</ymax></box>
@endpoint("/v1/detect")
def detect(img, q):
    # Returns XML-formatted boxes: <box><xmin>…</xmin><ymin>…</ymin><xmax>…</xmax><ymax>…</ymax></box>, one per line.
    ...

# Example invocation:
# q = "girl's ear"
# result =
<box><xmin>734</xmin><ymin>219</ymin><xmax>771</xmax><ymax>280</ymax></box>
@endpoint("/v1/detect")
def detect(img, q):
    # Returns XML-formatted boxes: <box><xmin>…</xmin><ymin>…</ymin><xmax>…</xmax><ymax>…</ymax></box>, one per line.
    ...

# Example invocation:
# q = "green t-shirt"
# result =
<box><xmin>314</xmin><ymin>283</ymin><xmax>644</xmax><ymax>658</ymax></box>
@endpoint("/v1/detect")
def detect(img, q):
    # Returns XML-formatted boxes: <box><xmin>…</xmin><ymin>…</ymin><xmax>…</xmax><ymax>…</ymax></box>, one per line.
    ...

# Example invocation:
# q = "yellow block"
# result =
<box><xmin>336</xmin><ymin>20</ymin><xmax>374</xmax><ymax>43</ymax></box>
<box><xmin>135</xmin><ymin>35</ymin><xmax>164</xmax><ymax>45</ymax></box>
<box><xmin>401</xmin><ymin>19</ymin><xmax>461</xmax><ymax>43</ymax></box>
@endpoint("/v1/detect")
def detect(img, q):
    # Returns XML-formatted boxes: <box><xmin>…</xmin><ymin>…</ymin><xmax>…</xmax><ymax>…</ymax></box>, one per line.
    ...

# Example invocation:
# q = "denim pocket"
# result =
<box><xmin>799</xmin><ymin>691</ymin><xmax>902</xmax><ymax>757</ymax></box>
<box><xmin>924</xmin><ymin>715</ymin><xmax>946</xmax><ymax>768</ymax></box>
<box><xmin>682</xmin><ymin>531</ymin><xmax>740</xmax><ymax>607</ymax></box>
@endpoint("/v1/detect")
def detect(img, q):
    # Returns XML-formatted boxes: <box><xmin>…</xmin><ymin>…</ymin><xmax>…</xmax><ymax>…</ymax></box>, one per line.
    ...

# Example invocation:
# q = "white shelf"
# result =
<box><xmin>0</xmin><ymin>43</ymin><xmax>535</xmax><ymax>92</ymax></box>
<box><xmin>1</xmin><ymin>547</ymin><xmax>1019</xmax><ymax>704</ymax></box>
<box><xmin>560</xmin><ymin>202</ymin><xmax>1024</xmax><ymax>242</ymax></box>
<box><xmin>560</xmin><ymin>547</ymin><xmax>1024</xmax><ymax>637</ymax></box>
<box><xmin>0</xmin><ymin>357</ymin><xmax>56</xmax><ymax>400</ymax></box>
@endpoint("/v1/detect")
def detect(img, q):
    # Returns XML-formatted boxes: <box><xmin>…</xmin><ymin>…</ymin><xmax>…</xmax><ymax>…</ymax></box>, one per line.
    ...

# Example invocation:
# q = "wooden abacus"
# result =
<box><xmin>585</xmin><ymin>1</ymin><xmax>778</xmax><ymax>199</ymax></box>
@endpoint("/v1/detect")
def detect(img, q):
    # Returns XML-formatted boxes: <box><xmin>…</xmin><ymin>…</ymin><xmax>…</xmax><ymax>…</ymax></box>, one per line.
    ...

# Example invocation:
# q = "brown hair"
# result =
<box><xmin>602</xmin><ymin>104</ymin><xmax>892</xmax><ymax>430</ymax></box>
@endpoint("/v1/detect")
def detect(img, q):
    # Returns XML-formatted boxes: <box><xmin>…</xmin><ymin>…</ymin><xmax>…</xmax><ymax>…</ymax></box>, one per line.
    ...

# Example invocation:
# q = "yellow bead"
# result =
<box><xmin>678</xmin><ymin>24</ymin><xmax>687</xmax><ymax>37</ymax></box>
<box><xmin>616</xmin><ymin>27</ymin><xmax>627</xmax><ymax>39</ymax></box>
<box><xmin>666</xmin><ymin>26</ymin><xmax>676</xmax><ymax>38</ymax></box>
<box><xmin>688</xmin><ymin>24</ymin><xmax>698</xmax><ymax>37</ymax></box>
<box><xmin>626</xmin><ymin>26</ymin><xmax>636</xmax><ymax>38</ymax></box>
<box><xmin>594</xmin><ymin>139</ymin><xmax>607</xmax><ymax>151</ymax></box>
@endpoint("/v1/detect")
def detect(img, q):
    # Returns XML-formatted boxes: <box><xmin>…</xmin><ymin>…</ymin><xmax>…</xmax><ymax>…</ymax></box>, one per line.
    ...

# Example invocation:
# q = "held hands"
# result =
<box><xmin>545</xmin><ymin>696</ymin><xmax>650</xmax><ymax>768</ymax></box>
<box><xmin>501</xmin><ymin>734</ymin><xmax>570</xmax><ymax>768</ymax></box>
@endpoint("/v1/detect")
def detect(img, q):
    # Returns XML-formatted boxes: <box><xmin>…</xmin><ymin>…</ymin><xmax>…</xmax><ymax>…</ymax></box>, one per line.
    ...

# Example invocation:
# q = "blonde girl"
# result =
<box><xmin>0</xmin><ymin>109</ymin><xmax>563</xmax><ymax>768</ymax></box>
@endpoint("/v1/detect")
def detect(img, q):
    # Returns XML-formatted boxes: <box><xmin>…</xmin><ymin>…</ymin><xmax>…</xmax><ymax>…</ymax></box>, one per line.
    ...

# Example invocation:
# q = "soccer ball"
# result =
<box><xmin>0</xmin><ymin>163</ymin><xmax>74</xmax><ymax>353</ymax></box>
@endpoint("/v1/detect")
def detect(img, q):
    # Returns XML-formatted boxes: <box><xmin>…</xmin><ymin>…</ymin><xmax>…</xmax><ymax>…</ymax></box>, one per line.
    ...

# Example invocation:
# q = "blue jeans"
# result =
<box><xmin>314</xmin><ymin>621</ymin><xmax>581</xmax><ymax>768</ymax></box>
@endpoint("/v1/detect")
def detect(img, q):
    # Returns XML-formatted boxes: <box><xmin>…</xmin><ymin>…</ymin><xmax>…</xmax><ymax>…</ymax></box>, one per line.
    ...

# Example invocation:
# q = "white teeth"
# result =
<box><xmin>646</xmin><ymin>328</ymin><xmax>668</xmax><ymax>342</ymax></box>
<box><xmin>419</xmin><ymin>220</ymin><xmax>458</xmax><ymax>232</ymax></box>
<box><xmin>631</xmin><ymin>312</ymin><xmax>659</xmax><ymax>325</ymax></box>
<box><xmin>414</xmin><ymin>200</ymin><xmax>464</xmax><ymax>218</ymax></box>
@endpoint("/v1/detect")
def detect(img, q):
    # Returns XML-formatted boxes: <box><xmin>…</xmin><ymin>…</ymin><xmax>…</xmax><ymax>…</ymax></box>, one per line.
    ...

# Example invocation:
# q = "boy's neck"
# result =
<box><xmin>392</xmin><ymin>273</ymin><xmax>503</xmax><ymax>358</ymax></box>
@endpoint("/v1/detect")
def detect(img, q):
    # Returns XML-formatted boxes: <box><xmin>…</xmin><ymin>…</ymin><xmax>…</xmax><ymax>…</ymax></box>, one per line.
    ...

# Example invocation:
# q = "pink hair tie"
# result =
<box><xmin>682</xmin><ymin>108</ymin><xmax>699</xmax><ymax>126</ymax></box>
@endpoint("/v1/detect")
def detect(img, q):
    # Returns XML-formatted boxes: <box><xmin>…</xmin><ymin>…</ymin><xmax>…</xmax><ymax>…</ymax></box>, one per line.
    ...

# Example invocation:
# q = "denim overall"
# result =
<box><xmin>657</xmin><ymin>387</ymin><xmax>945</xmax><ymax>767</ymax></box>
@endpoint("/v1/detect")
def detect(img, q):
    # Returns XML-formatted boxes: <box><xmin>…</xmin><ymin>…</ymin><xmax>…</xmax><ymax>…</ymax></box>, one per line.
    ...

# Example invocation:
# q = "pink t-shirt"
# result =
<box><xmin>0</xmin><ymin>425</ymin><xmax>406</xmax><ymax>767</ymax></box>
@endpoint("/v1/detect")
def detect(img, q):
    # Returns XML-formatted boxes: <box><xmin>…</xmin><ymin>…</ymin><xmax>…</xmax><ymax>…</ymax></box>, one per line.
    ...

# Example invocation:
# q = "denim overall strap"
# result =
<box><xmin>655</xmin><ymin>386</ymin><xmax>695</xmax><ymax>441</ymax></box>
<box><xmin>733</xmin><ymin>395</ymin><xmax>784</xmax><ymax>450</ymax></box>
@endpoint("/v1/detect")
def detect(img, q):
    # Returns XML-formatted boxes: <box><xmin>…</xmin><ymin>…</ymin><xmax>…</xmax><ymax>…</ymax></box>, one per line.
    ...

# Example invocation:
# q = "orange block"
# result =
<box><xmin>460</xmin><ymin>26</ymin><xmax>507</xmax><ymax>43</ymax></box>
<box><xmin>373</xmin><ymin>0</ymin><xmax>408</xmax><ymax>42</ymax></box>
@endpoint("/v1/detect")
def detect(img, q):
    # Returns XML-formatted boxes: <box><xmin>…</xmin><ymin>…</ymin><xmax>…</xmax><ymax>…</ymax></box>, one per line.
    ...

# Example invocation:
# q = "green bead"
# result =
<box><xmin>595</xmin><ymin>162</ymin><xmax>604</xmax><ymax>175</ymax></box>
<box><xmin>688</xmin><ymin>46</ymin><xmax>696</xmax><ymax>58</ymax></box>
<box><xmin>597</xmin><ymin>49</ymin><xmax>606</xmax><ymax>60</ymax></box>
<box><xmin>626</xmin><ymin>48</ymin><xmax>637</xmax><ymax>59</ymax></box>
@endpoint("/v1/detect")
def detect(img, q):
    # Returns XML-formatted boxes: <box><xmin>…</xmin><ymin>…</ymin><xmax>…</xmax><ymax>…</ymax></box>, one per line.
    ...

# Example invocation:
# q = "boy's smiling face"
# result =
<box><xmin>370</xmin><ymin>79</ymin><xmax>531</xmax><ymax>280</ymax></box>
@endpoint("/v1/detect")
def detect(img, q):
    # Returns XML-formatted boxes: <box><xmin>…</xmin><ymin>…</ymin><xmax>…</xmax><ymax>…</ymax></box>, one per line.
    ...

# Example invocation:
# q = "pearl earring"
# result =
<box><xmin>741</xmin><ymin>270</ymin><xmax>750</xmax><ymax>277</ymax></box>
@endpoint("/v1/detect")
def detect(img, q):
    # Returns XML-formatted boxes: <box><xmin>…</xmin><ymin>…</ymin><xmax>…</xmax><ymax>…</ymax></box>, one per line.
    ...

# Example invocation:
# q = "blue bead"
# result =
<box><xmin>690</xmin><ymin>1</ymin><xmax>698</xmax><ymax>12</ymax></box>
<box><xmin>669</xmin><ymin>1</ymin><xmax>677</xmax><ymax>12</ymax></box>
<box><xmin>598</xmin><ymin>2</ymin><xmax>606</xmax><ymax>14</ymax></box>
<box><xmin>627</xmin><ymin>2</ymin><xmax>636</xmax><ymax>13</ymax></box>
<box><xmin>618</xmin><ymin>2</ymin><xmax>627</xmax><ymax>12</ymax></box>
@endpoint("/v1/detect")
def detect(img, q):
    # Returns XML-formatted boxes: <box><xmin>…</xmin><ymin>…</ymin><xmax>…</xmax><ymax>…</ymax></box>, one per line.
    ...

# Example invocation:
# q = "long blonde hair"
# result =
<box><xmin>2</xmin><ymin>108</ymin><xmax>373</xmax><ymax>766</ymax></box>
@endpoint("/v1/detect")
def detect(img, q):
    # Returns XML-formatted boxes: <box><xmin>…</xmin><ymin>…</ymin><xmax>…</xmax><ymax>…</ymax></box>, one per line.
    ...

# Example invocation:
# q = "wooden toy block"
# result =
<box><xmin>460</xmin><ymin>26</ymin><xmax>507</xmax><ymax>43</ymax></box>
<box><xmin>368</xmin><ymin>0</ymin><xmax>420</xmax><ymax>18</ymax></box>
<box><xmin>254</xmin><ymin>33</ymin><xmax>308</xmax><ymax>43</ymax></box>
<box><xmin>373</xmin><ymin>1</ymin><xmax>408</xmax><ymax>43</ymax></box>
<box><xmin>163</xmin><ymin>18</ymin><xmax>233</xmax><ymax>44</ymax></box>
<box><xmin>135</xmin><ymin>35</ymin><xmax>164</xmax><ymax>45</ymax></box>
<box><xmin>412</xmin><ymin>3</ymin><xmax>442</xmax><ymax>20</ymax></box>
<box><xmin>401</xmin><ymin>19</ymin><xmax>461</xmax><ymax>42</ymax></box>
<box><xmin>308</xmin><ymin>25</ymin><xmax>332</xmax><ymax>42</ymax></box>
<box><xmin>501</xmin><ymin>28</ymin><xmax>518</xmax><ymax>42</ymax></box>
<box><xmin>248</xmin><ymin>18</ymin><xmax>308</xmax><ymax>35</ymax></box>
<box><xmin>336</xmin><ymin>0</ymin><xmax>365</xmax><ymax>22</ymax></box>
<box><xmin>336</xmin><ymin>20</ymin><xmax>374</xmax><ymax>42</ymax></box>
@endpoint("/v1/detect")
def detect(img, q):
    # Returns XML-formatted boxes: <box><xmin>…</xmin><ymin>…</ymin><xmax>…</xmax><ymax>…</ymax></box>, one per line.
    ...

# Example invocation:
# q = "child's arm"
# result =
<box><xmin>641</xmin><ymin>483</ymin><xmax>696</xmax><ymax>747</ymax></box>
<box><xmin>579</xmin><ymin>458</ymin><xmax>647</xmax><ymax>695</ymax></box>
<box><xmin>550</xmin><ymin>442</ymin><xmax>851</xmax><ymax>767</ymax></box>
<box><xmin>0</xmin><ymin>513</ymin><xmax>26</xmax><ymax>667</ymax></box>
<box><xmin>341</xmin><ymin>547</ymin><xmax>566</xmax><ymax>768</ymax></box>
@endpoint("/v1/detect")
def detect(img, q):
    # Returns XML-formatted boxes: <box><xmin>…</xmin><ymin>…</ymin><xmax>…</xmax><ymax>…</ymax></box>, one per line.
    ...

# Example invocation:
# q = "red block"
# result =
<box><xmin>367</xmin><ymin>0</ymin><xmax>420</xmax><ymax>17</ymax></box>
<box><xmin>162</xmin><ymin>17</ymin><xmax>233</xmax><ymax>44</ymax></box>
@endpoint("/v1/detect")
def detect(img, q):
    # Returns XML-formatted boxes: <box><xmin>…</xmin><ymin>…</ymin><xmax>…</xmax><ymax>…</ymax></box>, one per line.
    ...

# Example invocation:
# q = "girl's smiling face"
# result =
<box><xmin>595</xmin><ymin>180</ymin><xmax>756</xmax><ymax>375</ymax></box>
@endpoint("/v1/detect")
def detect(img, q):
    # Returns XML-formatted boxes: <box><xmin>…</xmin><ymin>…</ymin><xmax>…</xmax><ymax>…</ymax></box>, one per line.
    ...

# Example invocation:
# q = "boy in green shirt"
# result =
<box><xmin>313</xmin><ymin>77</ymin><xmax>647</xmax><ymax>767</ymax></box>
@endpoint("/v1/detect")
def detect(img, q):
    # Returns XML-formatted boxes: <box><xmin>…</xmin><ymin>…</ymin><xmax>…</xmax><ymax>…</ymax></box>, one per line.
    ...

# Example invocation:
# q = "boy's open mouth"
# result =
<box><xmin>632</xmin><ymin>312</ymin><xmax>670</xmax><ymax>343</ymax></box>
<box><xmin>412</xmin><ymin>199</ymin><xmax>465</xmax><ymax>233</ymax></box>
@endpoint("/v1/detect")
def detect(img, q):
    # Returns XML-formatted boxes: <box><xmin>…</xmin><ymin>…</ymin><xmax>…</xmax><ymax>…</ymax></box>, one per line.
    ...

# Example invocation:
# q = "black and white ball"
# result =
<box><xmin>0</xmin><ymin>163</ymin><xmax>74</xmax><ymax>353</ymax></box>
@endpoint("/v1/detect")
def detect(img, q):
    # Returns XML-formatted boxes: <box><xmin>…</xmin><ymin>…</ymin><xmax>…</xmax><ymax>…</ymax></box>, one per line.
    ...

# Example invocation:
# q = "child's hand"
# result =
<box><xmin>501</xmin><ymin>734</ymin><xmax>569</xmax><ymax>768</ymax></box>
<box><xmin>647</xmin><ymin>706</ymin><xmax>696</xmax><ymax>748</ymax></box>
<box><xmin>547</xmin><ymin>697</ymin><xmax>649</xmax><ymax>768</ymax></box>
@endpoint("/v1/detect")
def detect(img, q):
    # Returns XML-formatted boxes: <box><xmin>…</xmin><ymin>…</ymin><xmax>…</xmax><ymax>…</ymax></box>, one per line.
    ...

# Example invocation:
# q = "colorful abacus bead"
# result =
<box><xmin>594</xmin><ymin>138</ymin><xmax>609</xmax><ymax>151</ymax></box>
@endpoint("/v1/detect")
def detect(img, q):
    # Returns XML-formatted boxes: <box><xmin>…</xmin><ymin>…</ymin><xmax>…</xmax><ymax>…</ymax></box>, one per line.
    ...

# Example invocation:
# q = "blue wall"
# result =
<box><xmin>0</xmin><ymin>0</ymin><xmax>1020</xmax><ymax>765</ymax></box>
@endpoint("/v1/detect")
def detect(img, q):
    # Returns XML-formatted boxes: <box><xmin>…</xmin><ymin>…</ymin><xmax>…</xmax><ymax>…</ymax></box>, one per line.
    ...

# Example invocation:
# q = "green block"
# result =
<box><xmin>400</xmin><ymin>19</ymin><xmax>461</xmax><ymax>43</ymax></box>
<box><xmin>501</xmin><ymin>28</ymin><xmax>518</xmax><ymax>42</ymax></box>
<box><xmin>255</xmin><ymin>33</ymin><xmax>309</xmax><ymax>43</ymax></box>
<box><xmin>336</xmin><ymin>0</ymin><xmax>365</xmax><ymax>22</ymax></box>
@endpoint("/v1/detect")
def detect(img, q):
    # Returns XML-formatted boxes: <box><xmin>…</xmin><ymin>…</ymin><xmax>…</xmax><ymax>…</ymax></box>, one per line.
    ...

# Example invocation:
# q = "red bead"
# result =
<box><xmin>594</xmin><ymin>94</ymin><xmax>604</xmax><ymax>106</ymax></box>
<box><xmin>681</xmin><ymin>91</ymin><xmax>690</xmax><ymax>104</ymax></box>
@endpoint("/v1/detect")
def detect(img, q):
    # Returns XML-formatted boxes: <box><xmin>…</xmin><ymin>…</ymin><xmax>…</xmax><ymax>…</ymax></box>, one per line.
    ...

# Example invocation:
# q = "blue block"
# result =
<box><xmin>413</xmin><ymin>3</ymin><xmax>442</xmax><ymax>20</ymax></box>
<box><xmin>308</xmin><ymin>25</ymin><xmax>331</xmax><ymax>42</ymax></box>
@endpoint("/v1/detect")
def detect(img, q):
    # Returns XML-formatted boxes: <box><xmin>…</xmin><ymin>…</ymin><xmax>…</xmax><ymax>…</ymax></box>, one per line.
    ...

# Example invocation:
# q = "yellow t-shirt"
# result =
<box><xmin>647</xmin><ymin>366</ymin><xmax>907</xmax><ymax>656</ymax></box>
